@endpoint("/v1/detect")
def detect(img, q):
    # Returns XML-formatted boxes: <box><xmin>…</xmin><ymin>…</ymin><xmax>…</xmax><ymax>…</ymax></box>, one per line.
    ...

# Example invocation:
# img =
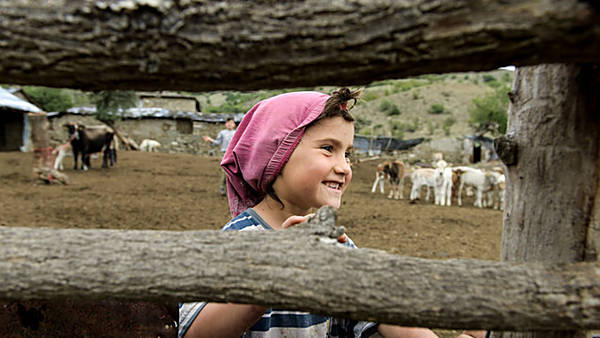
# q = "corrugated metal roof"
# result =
<box><xmin>0</xmin><ymin>87</ymin><xmax>42</xmax><ymax>113</ymax></box>
<box><xmin>47</xmin><ymin>106</ymin><xmax>244</xmax><ymax>123</ymax></box>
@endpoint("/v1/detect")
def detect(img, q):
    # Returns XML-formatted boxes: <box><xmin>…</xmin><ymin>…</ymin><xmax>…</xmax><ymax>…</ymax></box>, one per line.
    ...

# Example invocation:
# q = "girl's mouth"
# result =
<box><xmin>323</xmin><ymin>181</ymin><xmax>342</xmax><ymax>190</ymax></box>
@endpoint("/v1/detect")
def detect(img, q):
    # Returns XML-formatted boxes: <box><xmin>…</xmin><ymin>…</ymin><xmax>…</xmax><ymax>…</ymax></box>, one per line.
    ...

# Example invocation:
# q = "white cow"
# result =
<box><xmin>140</xmin><ymin>139</ymin><xmax>161</xmax><ymax>152</ymax></box>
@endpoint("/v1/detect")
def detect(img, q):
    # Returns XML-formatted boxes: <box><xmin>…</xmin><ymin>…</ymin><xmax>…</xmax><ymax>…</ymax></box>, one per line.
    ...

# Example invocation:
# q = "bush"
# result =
<box><xmin>379</xmin><ymin>99</ymin><xmax>401</xmax><ymax>116</ymax></box>
<box><xmin>379</xmin><ymin>99</ymin><xmax>393</xmax><ymax>112</ymax></box>
<box><xmin>428</xmin><ymin>103</ymin><xmax>445</xmax><ymax>114</ymax></box>
<box><xmin>469</xmin><ymin>85</ymin><xmax>510</xmax><ymax>134</ymax></box>
<box><xmin>386</xmin><ymin>105</ymin><xmax>401</xmax><ymax>116</ymax></box>
<box><xmin>482</xmin><ymin>74</ymin><xmax>496</xmax><ymax>83</ymax></box>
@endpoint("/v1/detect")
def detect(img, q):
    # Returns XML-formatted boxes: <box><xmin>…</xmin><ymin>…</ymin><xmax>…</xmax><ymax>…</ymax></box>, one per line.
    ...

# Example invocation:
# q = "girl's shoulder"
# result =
<box><xmin>222</xmin><ymin>208</ymin><xmax>271</xmax><ymax>232</ymax></box>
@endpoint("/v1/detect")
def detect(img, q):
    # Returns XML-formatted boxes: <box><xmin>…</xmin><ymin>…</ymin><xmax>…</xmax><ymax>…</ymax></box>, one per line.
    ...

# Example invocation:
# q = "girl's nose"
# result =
<box><xmin>334</xmin><ymin>156</ymin><xmax>351</xmax><ymax>175</ymax></box>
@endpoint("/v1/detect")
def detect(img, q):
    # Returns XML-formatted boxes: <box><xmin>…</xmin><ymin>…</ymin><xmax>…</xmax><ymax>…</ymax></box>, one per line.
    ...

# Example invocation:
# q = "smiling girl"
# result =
<box><xmin>179</xmin><ymin>88</ymin><xmax>440</xmax><ymax>338</ymax></box>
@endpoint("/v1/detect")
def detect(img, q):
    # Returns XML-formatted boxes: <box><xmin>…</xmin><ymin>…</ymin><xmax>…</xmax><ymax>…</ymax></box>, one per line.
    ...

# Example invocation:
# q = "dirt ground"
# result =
<box><xmin>0</xmin><ymin>150</ymin><xmax>503</xmax><ymax>336</ymax></box>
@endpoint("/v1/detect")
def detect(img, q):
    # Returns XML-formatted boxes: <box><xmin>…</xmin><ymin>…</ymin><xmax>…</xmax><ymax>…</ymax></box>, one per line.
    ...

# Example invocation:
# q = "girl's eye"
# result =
<box><xmin>321</xmin><ymin>145</ymin><xmax>333</xmax><ymax>152</ymax></box>
<box><xmin>345</xmin><ymin>151</ymin><xmax>353</xmax><ymax>162</ymax></box>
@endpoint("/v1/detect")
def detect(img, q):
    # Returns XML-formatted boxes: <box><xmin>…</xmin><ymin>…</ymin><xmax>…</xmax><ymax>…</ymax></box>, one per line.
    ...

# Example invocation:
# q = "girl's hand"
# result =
<box><xmin>281</xmin><ymin>214</ymin><xmax>314</xmax><ymax>229</ymax></box>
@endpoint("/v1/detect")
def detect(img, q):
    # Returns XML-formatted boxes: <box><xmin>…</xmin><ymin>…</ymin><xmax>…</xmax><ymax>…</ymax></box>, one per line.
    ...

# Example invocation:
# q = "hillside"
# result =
<box><xmin>195</xmin><ymin>69</ymin><xmax>514</xmax><ymax>144</ymax></box>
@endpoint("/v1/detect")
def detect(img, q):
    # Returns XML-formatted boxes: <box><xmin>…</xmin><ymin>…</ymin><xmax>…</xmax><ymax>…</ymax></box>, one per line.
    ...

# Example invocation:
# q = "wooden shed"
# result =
<box><xmin>0</xmin><ymin>87</ymin><xmax>42</xmax><ymax>151</ymax></box>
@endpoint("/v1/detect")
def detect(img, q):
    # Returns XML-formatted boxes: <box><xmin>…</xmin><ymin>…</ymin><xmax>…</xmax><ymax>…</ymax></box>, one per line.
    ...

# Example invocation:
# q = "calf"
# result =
<box><xmin>483</xmin><ymin>171</ymin><xmax>505</xmax><ymax>210</ymax></box>
<box><xmin>454</xmin><ymin>166</ymin><xmax>495</xmax><ymax>208</ymax></box>
<box><xmin>409</xmin><ymin>168</ymin><xmax>435</xmax><ymax>202</ymax></box>
<box><xmin>65</xmin><ymin>123</ymin><xmax>116</xmax><ymax>170</ymax></box>
<box><xmin>371</xmin><ymin>160</ymin><xmax>406</xmax><ymax>199</ymax></box>
<box><xmin>140</xmin><ymin>139</ymin><xmax>161</xmax><ymax>152</ymax></box>
<box><xmin>52</xmin><ymin>142</ymin><xmax>72</xmax><ymax>171</ymax></box>
<box><xmin>434</xmin><ymin>167</ymin><xmax>453</xmax><ymax>206</ymax></box>
<box><xmin>450</xmin><ymin>169</ymin><xmax>464</xmax><ymax>205</ymax></box>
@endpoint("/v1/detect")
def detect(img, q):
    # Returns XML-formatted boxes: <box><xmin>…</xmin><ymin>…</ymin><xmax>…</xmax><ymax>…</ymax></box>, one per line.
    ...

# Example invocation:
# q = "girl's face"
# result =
<box><xmin>272</xmin><ymin>116</ymin><xmax>354</xmax><ymax>215</ymax></box>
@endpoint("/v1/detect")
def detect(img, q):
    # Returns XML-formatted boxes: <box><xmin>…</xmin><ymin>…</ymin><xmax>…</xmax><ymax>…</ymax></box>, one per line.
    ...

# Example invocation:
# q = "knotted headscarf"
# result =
<box><xmin>221</xmin><ymin>91</ymin><xmax>330</xmax><ymax>217</ymax></box>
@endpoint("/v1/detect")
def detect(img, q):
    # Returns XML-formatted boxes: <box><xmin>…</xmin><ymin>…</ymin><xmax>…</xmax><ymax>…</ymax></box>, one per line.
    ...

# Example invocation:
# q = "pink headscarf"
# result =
<box><xmin>221</xmin><ymin>91</ymin><xmax>330</xmax><ymax>217</ymax></box>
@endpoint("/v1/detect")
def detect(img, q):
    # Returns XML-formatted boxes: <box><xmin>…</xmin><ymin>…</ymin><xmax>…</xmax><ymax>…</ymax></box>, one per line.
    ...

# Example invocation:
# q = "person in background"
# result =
<box><xmin>203</xmin><ymin>117</ymin><xmax>236</xmax><ymax>195</ymax></box>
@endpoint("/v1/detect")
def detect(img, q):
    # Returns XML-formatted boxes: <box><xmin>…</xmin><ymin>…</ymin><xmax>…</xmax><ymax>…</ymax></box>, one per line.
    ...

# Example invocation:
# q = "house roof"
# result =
<box><xmin>0</xmin><ymin>87</ymin><xmax>42</xmax><ymax>113</ymax></box>
<box><xmin>47</xmin><ymin>106</ymin><xmax>244</xmax><ymax>123</ymax></box>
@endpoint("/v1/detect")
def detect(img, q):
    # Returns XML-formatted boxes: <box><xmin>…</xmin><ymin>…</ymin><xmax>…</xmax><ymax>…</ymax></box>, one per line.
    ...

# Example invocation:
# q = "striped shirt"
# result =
<box><xmin>179</xmin><ymin>208</ymin><xmax>380</xmax><ymax>338</ymax></box>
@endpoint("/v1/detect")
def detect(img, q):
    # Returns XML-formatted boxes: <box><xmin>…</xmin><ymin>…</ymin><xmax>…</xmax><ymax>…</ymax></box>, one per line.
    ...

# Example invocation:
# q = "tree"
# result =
<box><xmin>469</xmin><ymin>85</ymin><xmax>510</xmax><ymax>135</ymax></box>
<box><xmin>90</xmin><ymin>91</ymin><xmax>138</xmax><ymax>122</ymax></box>
<box><xmin>23</xmin><ymin>86</ymin><xmax>73</xmax><ymax>112</ymax></box>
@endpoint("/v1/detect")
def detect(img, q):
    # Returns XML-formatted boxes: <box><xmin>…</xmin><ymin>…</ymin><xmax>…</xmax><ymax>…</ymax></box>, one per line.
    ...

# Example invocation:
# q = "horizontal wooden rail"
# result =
<box><xmin>1</xmin><ymin>0</ymin><xmax>599</xmax><ymax>91</ymax></box>
<box><xmin>1</xmin><ymin>207</ymin><xmax>599</xmax><ymax>331</ymax></box>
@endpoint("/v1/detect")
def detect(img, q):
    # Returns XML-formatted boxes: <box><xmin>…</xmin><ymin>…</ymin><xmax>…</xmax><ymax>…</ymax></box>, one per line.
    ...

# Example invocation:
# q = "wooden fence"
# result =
<box><xmin>1</xmin><ymin>1</ymin><xmax>599</xmax><ymax>337</ymax></box>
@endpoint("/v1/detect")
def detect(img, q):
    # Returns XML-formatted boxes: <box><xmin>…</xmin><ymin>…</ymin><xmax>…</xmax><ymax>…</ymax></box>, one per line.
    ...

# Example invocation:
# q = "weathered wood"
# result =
<box><xmin>494</xmin><ymin>65</ymin><xmax>600</xmax><ymax>337</ymax></box>
<box><xmin>28</xmin><ymin>112</ymin><xmax>69</xmax><ymax>184</ymax></box>
<box><xmin>1</xmin><ymin>207</ymin><xmax>599</xmax><ymax>331</ymax></box>
<box><xmin>1</xmin><ymin>0</ymin><xmax>599</xmax><ymax>91</ymax></box>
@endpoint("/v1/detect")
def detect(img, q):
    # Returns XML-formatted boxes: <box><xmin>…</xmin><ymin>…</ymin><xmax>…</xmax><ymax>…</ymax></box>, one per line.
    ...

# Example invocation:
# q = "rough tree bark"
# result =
<box><xmin>493</xmin><ymin>64</ymin><xmax>600</xmax><ymax>337</ymax></box>
<box><xmin>1</xmin><ymin>0</ymin><xmax>599</xmax><ymax>91</ymax></box>
<box><xmin>1</xmin><ymin>207</ymin><xmax>599</xmax><ymax>331</ymax></box>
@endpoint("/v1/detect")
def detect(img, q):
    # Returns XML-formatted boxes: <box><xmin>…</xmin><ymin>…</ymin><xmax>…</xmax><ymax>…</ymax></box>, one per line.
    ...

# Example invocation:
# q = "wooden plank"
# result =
<box><xmin>1</xmin><ymin>0</ymin><xmax>599</xmax><ymax>91</ymax></box>
<box><xmin>1</xmin><ymin>207</ymin><xmax>599</xmax><ymax>331</ymax></box>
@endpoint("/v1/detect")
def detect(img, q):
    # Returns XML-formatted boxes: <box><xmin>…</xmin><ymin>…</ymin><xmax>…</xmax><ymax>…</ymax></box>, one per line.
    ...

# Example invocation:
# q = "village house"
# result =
<box><xmin>46</xmin><ymin>92</ymin><xmax>243</xmax><ymax>155</ymax></box>
<box><xmin>0</xmin><ymin>87</ymin><xmax>42</xmax><ymax>152</ymax></box>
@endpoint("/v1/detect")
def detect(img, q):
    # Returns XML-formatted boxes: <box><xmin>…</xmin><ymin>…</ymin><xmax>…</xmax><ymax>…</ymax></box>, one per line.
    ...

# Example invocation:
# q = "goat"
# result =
<box><xmin>140</xmin><ymin>139</ymin><xmax>161</xmax><ymax>152</ymax></box>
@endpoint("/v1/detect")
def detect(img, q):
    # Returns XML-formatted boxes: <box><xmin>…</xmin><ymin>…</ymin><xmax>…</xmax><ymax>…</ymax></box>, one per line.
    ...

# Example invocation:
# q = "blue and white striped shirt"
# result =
<box><xmin>178</xmin><ymin>208</ymin><xmax>379</xmax><ymax>338</ymax></box>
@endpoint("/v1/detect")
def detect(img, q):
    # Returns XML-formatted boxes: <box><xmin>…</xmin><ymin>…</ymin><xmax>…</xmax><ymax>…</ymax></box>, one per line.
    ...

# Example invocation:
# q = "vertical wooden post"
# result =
<box><xmin>493</xmin><ymin>64</ymin><xmax>600</xmax><ymax>338</ymax></box>
<box><xmin>28</xmin><ymin>113</ymin><xmax>52</xmax><ymax>179</ymax></box>
<box><xmin>28</xmin><ymin>112</ymin><xmax>69</xmax><ymax>184</ymax></box>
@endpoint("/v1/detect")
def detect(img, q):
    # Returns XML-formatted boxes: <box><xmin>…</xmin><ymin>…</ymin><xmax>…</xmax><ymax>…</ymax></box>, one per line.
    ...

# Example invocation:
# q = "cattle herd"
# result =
<box><xmin>371</xmin><ymin>154</ymin><xmax>506</xmax><ymax>210</ymax></box>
